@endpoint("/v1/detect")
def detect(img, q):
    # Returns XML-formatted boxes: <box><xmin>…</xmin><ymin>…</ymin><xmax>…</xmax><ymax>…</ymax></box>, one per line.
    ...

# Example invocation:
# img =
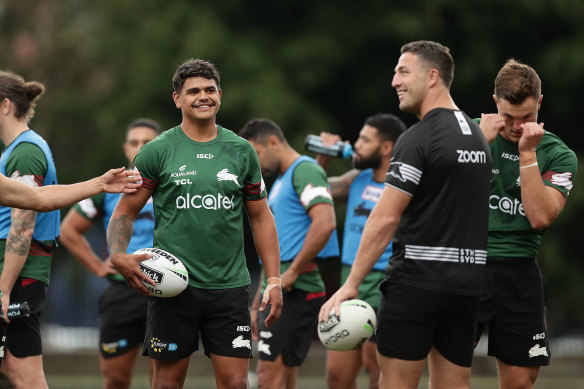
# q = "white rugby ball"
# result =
<box><xmin>134</xmin><ymin>248</ymin><xmax>188</xmax><ymax>298</ymax></box>
<box><xmin>318</xmin><ymin>299</ymin><xmax>377</xmax><ymax>351</ymax></box>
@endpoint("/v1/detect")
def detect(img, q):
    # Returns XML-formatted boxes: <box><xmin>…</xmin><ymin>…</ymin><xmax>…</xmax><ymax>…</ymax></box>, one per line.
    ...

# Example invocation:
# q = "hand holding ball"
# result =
<box><xmin>133</xmin><ymin>248</ymin><xmax>188</xmax><ymax>298</ymax></box>
<box><xmin>318</xmin><ymin>299</ymin><xmax>377</xmax><ymax>351</ymax></box>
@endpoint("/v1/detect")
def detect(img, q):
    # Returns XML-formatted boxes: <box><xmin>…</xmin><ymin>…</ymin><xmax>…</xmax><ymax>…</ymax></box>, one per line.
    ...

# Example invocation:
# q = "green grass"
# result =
<box><xmin>46</xmin><ymin>374</ymin><xmax>584</xmax><ymax>389</ymax></box>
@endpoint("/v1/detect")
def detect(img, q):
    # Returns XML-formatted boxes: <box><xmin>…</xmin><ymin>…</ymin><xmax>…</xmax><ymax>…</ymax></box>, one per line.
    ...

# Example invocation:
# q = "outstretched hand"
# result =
<box><xmin>101</xmin><ymin>167</ymin><xmax>143</xmax><ymax>193</ymax></box>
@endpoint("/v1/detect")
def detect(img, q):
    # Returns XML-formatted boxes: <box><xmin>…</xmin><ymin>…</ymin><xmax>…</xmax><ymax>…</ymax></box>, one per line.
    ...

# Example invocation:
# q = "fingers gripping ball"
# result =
<box><xmin>318</xmin><ymin>299</ymin><xmax>377</xmax><ymax>351</ymax></box>
<box><xmin>133</xmin><ymin>248</ymin><xmax>188</xmax><ymax>298</ymax></box>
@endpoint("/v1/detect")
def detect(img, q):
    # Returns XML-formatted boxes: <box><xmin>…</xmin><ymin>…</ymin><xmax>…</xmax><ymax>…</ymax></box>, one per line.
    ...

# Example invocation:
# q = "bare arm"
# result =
<box><xmin>314</xmin><ymin>132</ymin><xmax>358</xmax><ymax>201</ymax></box>
<box><xmin>282</xmin><ymin>202</ymin><xmax>336</xmax><ymax>291</ymax></box>
<box><xmin>0</xmin><ymin>167</ymin><xmax>141</xmax><ymax>212</ymax></box>
<box><xmin>245</xmin><ymin>198</ymin><xmax>282</xmax><ymax>327</ymax></box>
<box><xmin>319</xmin><ymin>186</ymin><xmax>411</xmax><ymax>321</ymax></box>
<box><xmin>106</xmin><ymin>187</ymin><xmax>154</xmax><ymax>294</ymax></box>
<box><xmin>60</xmin><ymin>209</ymin><xmax>116</xmax><ymax>278</ymax></box>
<box><xmin>518</xmin><ymin>122</ymin><xmax>566</xmax><ymax>229</ymax></box>
<box><xmin>0</xmin><ymin>208</ymin><xmax>37</xmax><ymax>321</ymax></box>
<box><xmin>328</xmin><ymin>169</ymin><xmax>360</xmax><ymax>202</ymax></box>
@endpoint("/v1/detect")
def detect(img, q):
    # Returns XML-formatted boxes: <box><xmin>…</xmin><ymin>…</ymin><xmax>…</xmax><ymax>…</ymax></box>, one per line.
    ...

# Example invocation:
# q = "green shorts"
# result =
<box><xmin>341</xmin><ymin>264</ymin><xmax>384</xmax><ymax>310</ymax></box>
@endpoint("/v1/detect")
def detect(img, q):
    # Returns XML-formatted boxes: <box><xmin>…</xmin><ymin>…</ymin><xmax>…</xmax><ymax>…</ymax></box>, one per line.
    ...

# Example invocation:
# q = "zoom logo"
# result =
<box><xmin>457</xmin><ymin>150</ymin><xmax>487</xmax><ymax>164</ymax></box>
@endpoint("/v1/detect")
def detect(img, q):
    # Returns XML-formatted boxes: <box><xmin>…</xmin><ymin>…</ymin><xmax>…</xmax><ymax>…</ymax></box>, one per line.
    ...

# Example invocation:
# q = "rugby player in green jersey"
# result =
<box><xmin>107</xmin><ymin>59</ymin><xmax>282</xmax><ymax>389</ymax></box>
<box><xmin>0</xmin><ymin>70</ymin><xmax>141</xmax><ymax>389</ymax></box>
<box><xmin>475</xmin><ymin>59</ymin><xmax>577</xmax><ymax>389</ymax></box>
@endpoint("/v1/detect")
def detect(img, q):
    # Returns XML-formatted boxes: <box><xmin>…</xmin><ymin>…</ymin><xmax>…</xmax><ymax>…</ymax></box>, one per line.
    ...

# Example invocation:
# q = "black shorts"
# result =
<box><xmin>257</xmin><ymin>288</ymin><xmax>324</xmax><ymax>366</ymax></box>
<box><xmin>143</xmin><ymin>285</ymin><xmax>251</xmax><ymax>361</ymax></box>
<box><xmin>5</xmin><ymin>278</ymin><xmax>47</xmax><ymax>358</ymax></box>
<box><xmin>476</xmin><ymin>258</ymin><xmax>550</xmax><ymax>367</ymax></box>
<box><xmin>98</xmin><ymin>281</ymin><xmax>148</xmax><ymax>359</ymax></box>
<box><xmin>376</xmin><ymin>281</ymin><xmax>479</xmax><ymax>367</ymax></box>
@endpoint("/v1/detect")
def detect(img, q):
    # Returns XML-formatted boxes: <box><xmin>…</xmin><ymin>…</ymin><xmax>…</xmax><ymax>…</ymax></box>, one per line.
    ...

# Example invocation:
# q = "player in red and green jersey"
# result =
<box><xmin>475</xmin><ymin>59</ymin><xmax>577</xmax><ymax>389</ymax></box>
<box><xmin>107</xmin><ymin>59</ymin><xmax>282</xmax><ymax>389</ymax></box>
<box><xmin>60</xmin><ymin>118</ymin><xmax>160</xmax><ymax>389</ymax></box>
<box><xmin>0</xmin><ymin>71</ymin><xmax>141</xmax><ymax>389</ymax></box>
<box><xmin>240</xmin><ymin>118</ymin><xmax>339</xmax><ymax>389</ymax></box>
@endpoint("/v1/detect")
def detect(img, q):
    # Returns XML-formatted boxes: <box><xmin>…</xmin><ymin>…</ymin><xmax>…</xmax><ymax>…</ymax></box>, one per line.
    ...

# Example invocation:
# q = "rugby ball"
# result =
<box><xmin>134</xmin><ymin>248</ymin><xmax>188</xmax><ymax>298</ymax></box>
<box><xmin>317</xmin><ymin>299</ymin><xmax>377</xmax><ymax>351</ymax></box>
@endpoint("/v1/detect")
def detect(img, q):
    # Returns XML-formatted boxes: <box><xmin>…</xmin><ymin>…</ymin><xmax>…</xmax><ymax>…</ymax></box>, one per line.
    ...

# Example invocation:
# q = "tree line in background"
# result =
<box><xmin>1</xmin><ymin>0</ymin><xmax>584</xmax><ymax>333</ymax></box>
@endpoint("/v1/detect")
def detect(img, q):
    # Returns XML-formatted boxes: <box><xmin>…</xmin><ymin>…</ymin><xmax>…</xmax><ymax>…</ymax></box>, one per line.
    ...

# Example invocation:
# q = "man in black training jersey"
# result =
<box><xmin>319</xmin><ymin>40</ymin><xmax>492</xmax><ymax>389</ymax></box>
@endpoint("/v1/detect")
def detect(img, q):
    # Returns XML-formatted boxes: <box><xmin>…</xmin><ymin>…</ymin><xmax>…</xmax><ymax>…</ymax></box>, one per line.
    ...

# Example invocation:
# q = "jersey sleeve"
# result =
<box><xmin>542</xmin><ymin>145</ymin><xmax>577</xmax><ymax>197</ymax></box>
<box><xmin>292</xmin><ymin>161</ymin><xmax>333</xmax><ymax>210</ymax></box>
<box><xmin>133</xmin><ymin>143</ymin><xmax>160</xmax><ymax>192</ymax></box>
<box><xmin>385</xmin><ymin>129</ymin><xmax>424</xmax><ymax>196</ymax></box>
<box><xmin>73</xmin><ymin>192</ymin><xmax>105</xmax><ymax>221</ymax></box>
<box><xmin>242</xmin><ymin>141</ymin><xmax>268</xmax><ymax>200</ymax></box>
<box><xmin>4</xmin><ymin>142</ymin><xmax>48</xmax><ymax>187</ymax></box>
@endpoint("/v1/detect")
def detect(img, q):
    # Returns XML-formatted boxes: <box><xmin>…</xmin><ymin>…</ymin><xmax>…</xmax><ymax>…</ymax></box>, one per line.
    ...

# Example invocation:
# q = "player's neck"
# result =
<box><xmin>373</xmin><ymin>160</ymin><xmax>390</xmax><ymax>183</ymax></box>
<box><xmin>0</xmin><ymin>117</ymin><xmax>28</xmax><ymax>146</ymax></box>
<box><xmin>279</xmin><ymin>147</ymin><xmax>301</xmax><ymax>175</ymax></box>
<box><xmin>418</xmin><ymin>89</ymin><xmax>458</xmax><ymax>119</ymax></box>
<box><xmin>180</xmin><ymin>119</ymin><xmax>218</xmax><ymax>142</ymax></box>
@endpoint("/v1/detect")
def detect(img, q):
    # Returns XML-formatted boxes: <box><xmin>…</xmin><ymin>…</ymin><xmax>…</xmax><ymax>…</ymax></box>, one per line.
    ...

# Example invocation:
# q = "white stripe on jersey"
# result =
<box><xmin>78</xmin><ymin>198</ymin><xmax>98</xmax><ymax>218</ymax></box>
<box><xmin>388</xmin><ymin>163</ymin><xmax>422</xmax><ymax>185</ymax></box>
<box><xmin>405</xmin><ymin>244</ymin><xmax>487</xmax><ymax>264</ymax></box>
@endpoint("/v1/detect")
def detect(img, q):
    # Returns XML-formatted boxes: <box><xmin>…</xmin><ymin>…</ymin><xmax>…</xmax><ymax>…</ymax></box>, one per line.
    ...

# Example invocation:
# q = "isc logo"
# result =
<box><xmin>197</xmin><ymin>154</ymin><xmax>214</xmax><ymax>159</ymax></box>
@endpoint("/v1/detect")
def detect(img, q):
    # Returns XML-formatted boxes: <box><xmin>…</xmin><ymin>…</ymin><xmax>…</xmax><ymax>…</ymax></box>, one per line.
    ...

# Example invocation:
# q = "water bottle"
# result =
<box><xmin>304</xmin><ymin>135</ymin><xmax>353</xmax><ymax>159</ymax></box>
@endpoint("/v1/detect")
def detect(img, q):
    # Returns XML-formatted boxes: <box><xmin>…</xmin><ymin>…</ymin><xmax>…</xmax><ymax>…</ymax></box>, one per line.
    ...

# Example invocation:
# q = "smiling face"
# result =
<box><xmin>495</xmin><ymin>95</ymin><xmax>541</xmax><ymax>143</ymax></box>
<box><xmin>391</xmin><ymin>52</ymin><xmax>429</xmax><ymax>116</ymax></box>
<box><xmin>173</xmin><ymin>76</ymin><xmax>222</xmax><ymax>123</ymax></box>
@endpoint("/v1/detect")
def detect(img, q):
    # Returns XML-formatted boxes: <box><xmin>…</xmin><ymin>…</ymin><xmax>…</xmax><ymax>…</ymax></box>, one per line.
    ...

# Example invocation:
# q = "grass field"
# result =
<box><xmin>42</xmin><ymin>340</ymin><xmax>584</xmax><ymax>388</ymax></box>
<box><xmin>46</xmin><ymin>374</ymin><xmax>584</xmax><ymax>389</ymax></box>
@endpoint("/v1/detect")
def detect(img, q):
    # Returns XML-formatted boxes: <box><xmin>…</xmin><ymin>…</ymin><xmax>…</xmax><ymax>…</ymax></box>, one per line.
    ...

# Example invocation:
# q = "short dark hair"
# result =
<box><xmin>239</xmin><ymin>118</ymin><xmax>287</xmax><ymax>145</ymax></box>
<box><xmin>126</xmin><ymin>118</ymin><xmax>161</xmax><ymax>135</ymax></box>
<box><xmin>0</xmin><ymin>70</ymin><xmax>45</xmax><ymax>122</ymax></box>
<box><xmin>494</xmin><ymin>59</ymin><xmax>541</xmax><ymax>104</ymax></box>
<box><xmin>172</xmin><ymin>59</ymin><xmax>221</xmax><ymax>93</ymax></box>
<box><xmin>401</xmin><ymin>40</ymin><xmax>454</xmax><ymax>89</ymax></box>
<box><xmin>364</xmin><ymin>113</ymin><xmax>407</xmax><ymax>143</ymax></box>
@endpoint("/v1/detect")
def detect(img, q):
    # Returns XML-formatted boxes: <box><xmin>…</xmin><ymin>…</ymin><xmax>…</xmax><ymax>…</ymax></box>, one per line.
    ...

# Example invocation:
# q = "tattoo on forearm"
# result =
<box><xmin>330</xmin><ymin>179</ymin><xmax>350</xmax><ymax>199</ymax></box>
<box><xmin>6</xmin><ymin>209</ymin><xmax>38</xmax><ymax>256</ymax></box>
<box><xmin>107</xmin><ymin>215</ymin><xmax>134</xmax><ymax>255</ymax></box>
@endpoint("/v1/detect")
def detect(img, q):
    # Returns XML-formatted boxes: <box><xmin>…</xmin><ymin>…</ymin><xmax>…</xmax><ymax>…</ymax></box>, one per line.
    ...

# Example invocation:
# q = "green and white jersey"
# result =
<box><xmin>487</xmin><ymin>130</ymin><xmax>577</xmax><ymax>258</ymax></box>
<box><xmin>133</xmin><ymin>125</ymin><xmax>267</xmax><ymax>289</ymax></box>
<box><xmin>0</xmin><ymin>142</ymin><xmax>54</xmax><ymax>284</ymax></box>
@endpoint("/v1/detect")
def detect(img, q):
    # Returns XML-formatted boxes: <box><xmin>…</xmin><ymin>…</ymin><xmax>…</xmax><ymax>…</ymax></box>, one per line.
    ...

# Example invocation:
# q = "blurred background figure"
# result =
<box><xmin>315</xmin><ymin>113</ymin><xmax>406</xmax><ymax>389</ymax></box>
<box><xmin>59</xmin><ymin>118</ymin><xmax>160</xmax><ymax>389</ymax></box>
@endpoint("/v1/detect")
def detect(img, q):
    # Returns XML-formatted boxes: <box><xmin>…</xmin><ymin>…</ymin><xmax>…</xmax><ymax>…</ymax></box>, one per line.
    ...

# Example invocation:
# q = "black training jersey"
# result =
<box><xmin>385</xmin><ymin>108</ymin><xmax>492</xmax><ymax>296</ymax></box>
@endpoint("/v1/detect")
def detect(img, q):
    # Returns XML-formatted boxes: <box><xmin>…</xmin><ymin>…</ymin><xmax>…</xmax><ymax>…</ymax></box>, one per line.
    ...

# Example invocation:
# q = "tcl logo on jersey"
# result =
<box><xmin>489</xmin><ymin>195</ymin><xmax>525</xmax><ymax>216</ymax></box>
<box><xmin>456</xmin><ymin>150</ymin><xmax>487</xmax><ymax>164</ymax></box>
<box><xmin>175</xmin><ymin>193</ymin><xmax>235</xmax><ymax>210</ymax></box>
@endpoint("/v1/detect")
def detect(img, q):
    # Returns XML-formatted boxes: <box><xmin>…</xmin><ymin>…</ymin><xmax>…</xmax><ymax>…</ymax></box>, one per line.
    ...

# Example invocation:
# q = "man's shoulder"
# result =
<box><xmin>219</xmin><ymin>126</ymin><xmax>254</xmax><ymax>150</ymax></box>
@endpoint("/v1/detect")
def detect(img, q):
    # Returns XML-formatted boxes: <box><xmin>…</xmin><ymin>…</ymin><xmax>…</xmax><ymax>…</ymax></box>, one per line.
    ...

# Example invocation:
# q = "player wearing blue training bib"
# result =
<box><xmin>60</xmin><ymin>118</ymin><xmax>160</xmax><ymax>389</ymax></box>
<box><xmin>240</xmin><ymin>118</ymin><xmax>339</xmax><ymax>389</ymax></box>
<box><xmin>315</xmin><ymin>113</ymin><xmax>406</xmax><ymax>389</ymax></box>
